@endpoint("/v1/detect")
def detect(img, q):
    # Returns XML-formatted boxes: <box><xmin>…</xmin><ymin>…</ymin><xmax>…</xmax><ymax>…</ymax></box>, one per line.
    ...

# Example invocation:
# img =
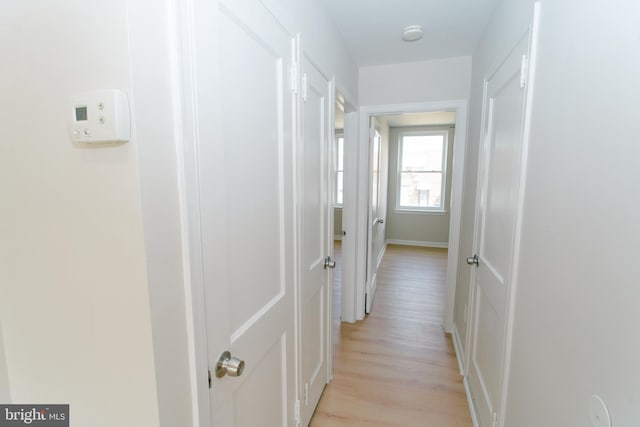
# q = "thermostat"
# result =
<box><xmin>70</xmin><ymin>90</ymin><xmax>130</xmax><ymax>143</ymax></box>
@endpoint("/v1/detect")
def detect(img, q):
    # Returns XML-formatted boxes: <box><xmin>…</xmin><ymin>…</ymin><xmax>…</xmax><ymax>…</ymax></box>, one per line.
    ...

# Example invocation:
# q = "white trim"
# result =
<box><xmin>386</xmin><ymin>239</ymin><xmax>448</xmax><ymax>249</ymax></box>
<box><xmin>451</xmin><ymin>324</ymin><xmax>466</xmax><ymax>376</ymax></box>
<box><xmin>326</xmin><ymin>76</ymin><xmax>337</xmax><ymax>385</ymax></box>
<box><xmin>172</xmin><ymin>0</ymin><xmax>211</xmax><ymax>425</ymax></box>
<box><xmin>464</xmin><ymin>377</ymin><xmax>481</xmax><ymax>427</ymax></box>
<box><xmin>340</xmin><ymin>110</ymin><xmax>359</xmax><ymax>323</ymax></box>
<box><xmin>292</xmin><ymin>33</ymin><xmax>303</xmax><ymax>427</ymax></box>
<box><xmin>354</xmin><ymin>100</ymin><xmax>468</xmax><ymax>329</ymax></box>
<box><xmin>497</xmin><ymin>4</ymin><xmax>541</xmax><ymax>426</ymax></box>
<box><xmin>334</xmin><ymin>134</ymin><xmax>345</xmax><ymax>206</ymax></box>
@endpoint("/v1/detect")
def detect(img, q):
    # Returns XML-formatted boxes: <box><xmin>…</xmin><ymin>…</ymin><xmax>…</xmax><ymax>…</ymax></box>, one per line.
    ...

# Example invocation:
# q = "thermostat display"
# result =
<box><xmin>70</xmin><ymin>90</ymin><xmax>130</xmax><ymax>143</ymax></box>
<box><xmin>75</xmin><ymin>106</ymin><xmax>88</xmax><ymax>121</ymax></box>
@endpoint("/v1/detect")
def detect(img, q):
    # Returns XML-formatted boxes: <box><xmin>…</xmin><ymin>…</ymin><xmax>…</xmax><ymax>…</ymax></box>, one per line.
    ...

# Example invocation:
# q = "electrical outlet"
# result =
<box><xmin>589</xmin><ymin>395</ymin><xmax>611</xmax><ymax>427</ymax></box>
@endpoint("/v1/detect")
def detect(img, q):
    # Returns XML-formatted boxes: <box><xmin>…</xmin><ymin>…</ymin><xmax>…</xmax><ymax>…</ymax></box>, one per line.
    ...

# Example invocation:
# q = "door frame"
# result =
<box><xmin>170</xmin><ymin>0</ymin><xmax>216</xmax><ymax>425</ymax></box>
<box><xmin>351</xmin><ymin>100</ymin><xmax>469</xmax><ymax>330</ymax></box>
<box><xmin>339</xmin><ymin>106</ymin><xmax>359</xmax><ymax>323</ymax></box>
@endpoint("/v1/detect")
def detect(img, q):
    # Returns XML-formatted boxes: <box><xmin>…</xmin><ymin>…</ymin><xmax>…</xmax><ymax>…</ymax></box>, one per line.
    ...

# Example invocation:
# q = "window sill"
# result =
<box><xmin>394</xmin><ymin>209</ymin><xmax>448</xmax><ymax>215</ymax></box>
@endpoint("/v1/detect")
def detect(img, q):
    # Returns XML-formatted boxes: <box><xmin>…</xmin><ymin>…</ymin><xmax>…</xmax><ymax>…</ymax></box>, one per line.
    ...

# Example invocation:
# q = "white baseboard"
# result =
<box><xmin>454</xmin><ymin>324</ymin><xmax>478</xmax><ymax>427</ymax></box>
<box><xmin>333</xmin><ymin>235</ymin><xmax>343</xmax><ymax>241</ymax></box>
<box><xmin>464</xmin><ymin>377</ymin><xmax>480</xmax><ymax>427</ymax></box>
<box><xmin>385</xmin><ymin>239</ymin><xmax>448</xmax><ymax>248</ymax></box>
<box><xmin>452</xmin><ymin>324</ymin><xmax>466</xmax><ymax>376</ymax></box>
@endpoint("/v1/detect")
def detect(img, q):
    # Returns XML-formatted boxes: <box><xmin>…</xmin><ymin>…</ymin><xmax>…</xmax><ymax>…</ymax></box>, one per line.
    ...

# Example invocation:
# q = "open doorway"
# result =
<box><xmin>366</xmin><ymin>111</ymin><xmax>457</xmax><ymax>312</ymax></box>
<box><xmin>350</xmin><ymin>111</ymin><xmax>460</xmax><ymax>315</ymax></box>
<box><xmin>348</xmin><ymin>100</ymin><xmax>469</xmax><ymax>332</ymax></box>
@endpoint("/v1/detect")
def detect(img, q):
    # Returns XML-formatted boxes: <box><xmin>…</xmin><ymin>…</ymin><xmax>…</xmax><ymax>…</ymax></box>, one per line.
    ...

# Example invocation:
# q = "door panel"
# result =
<box><xmin>366</xmin><ymin>125</ymin><xmax>385</xmax><ymax>313</ymax></box>
<box><xmin>223</xmin><ymin>8</ymin><xmax>285</xmax><ymax>329</ymax></box>
<box><xmin>192</xmin><ymin>0</ymin><xmax>296</xmax><ymax>425</ymax></box>
<box><xmin>299</xmin><ymin>56</ymin><xmax>331</xmax><ymax>427</ymax></box>
<box><xmin>233</xmin><ymin>336</ymin><xmax>287</xmax><ymax>426</ymax></box>
<box><xmin>468</xmin><ymin>33</ymin><xmax>531</xmax><ymax>427</ymax></box>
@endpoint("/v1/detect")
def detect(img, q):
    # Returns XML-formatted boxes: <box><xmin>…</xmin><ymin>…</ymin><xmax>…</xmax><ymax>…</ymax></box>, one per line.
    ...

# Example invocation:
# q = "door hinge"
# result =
<box><xmin>492</xmin><ymin>411</ymin><xmax>498</xmax><ymax>427</ymax></box>
<box><xmin>519</xmin><ymin>54</ymin><xmax>529</xmax><ymax>89</ymax></box>
<box><xmin>291</xmin><ymin>63</ymin><xmax>298</xmax><ymax>94</ymax></box>
<box><xmin>208</xmin><ymin>369</ymin><xmax>212</xmax><ymax>389</ymax></box>
<box><xmin>294</xmin><ymin>399</ymin><xmax>300</xmax><ymax>425</ymax></box>
<box><xmin>302</xmin><ymin>73</ymin><xmax>308</xmax><ymax>102</ymax></box>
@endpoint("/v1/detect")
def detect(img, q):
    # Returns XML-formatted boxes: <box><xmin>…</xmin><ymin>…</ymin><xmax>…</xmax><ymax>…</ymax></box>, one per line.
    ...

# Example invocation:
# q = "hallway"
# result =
<box><xmin>310</xmin><ymin>245</ymin><xmax>472</xmax><ymax>427</ymax></box>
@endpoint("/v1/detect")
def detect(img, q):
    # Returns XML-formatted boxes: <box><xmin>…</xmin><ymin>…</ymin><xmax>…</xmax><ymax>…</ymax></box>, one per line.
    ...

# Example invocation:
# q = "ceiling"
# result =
<box><xmin>318</xmin><ymin>0</ymin><xmax>500</xmax><ymax>66</ymax></box>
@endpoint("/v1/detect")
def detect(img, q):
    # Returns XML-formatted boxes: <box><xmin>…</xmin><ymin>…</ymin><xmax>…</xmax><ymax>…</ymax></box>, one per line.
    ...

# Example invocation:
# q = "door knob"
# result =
<box><xmin>323</xmin><ymin>256</ymin><xmax>336</xmax><ymax>269</ymax></box>
<box><xmin>215</xmin><ymin>351</ymin><xmax>245</xmax><ymax>378</ymax></box>
<box><xmin>466</xmin><ymin>254</ymin><xmax>479</xmax><ymax>266</ymax></box>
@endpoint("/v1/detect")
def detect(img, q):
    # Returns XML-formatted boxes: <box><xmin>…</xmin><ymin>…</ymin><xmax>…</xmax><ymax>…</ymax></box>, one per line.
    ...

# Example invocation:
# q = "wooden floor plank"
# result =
<box><xmin>310</xmin><ymin>244</ymin><xmax>472</xmax><ymax>427</ymax></box>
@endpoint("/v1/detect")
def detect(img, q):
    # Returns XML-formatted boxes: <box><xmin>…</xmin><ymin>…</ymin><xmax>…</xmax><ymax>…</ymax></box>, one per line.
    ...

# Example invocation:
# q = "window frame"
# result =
<box><xmin>334</xmin><ymin>132</ymin><xmax>344</xmax><ymax>207</ymax></box>
<box><xmin>396</xmin><ymin>130</ymin><xmax>449</xmax><ymax>213</ymax></box>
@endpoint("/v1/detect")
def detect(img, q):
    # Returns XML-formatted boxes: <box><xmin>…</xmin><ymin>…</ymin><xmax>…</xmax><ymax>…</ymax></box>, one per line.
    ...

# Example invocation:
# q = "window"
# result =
<box><xmin>397</xmin><ymin>131</ymin><xmax>448</xmax><ymax>211</ymax></box>
<box><xmin>335</xmin><ymin>135</ymin><xmax>344</xmax><ymax>205</ymax></box>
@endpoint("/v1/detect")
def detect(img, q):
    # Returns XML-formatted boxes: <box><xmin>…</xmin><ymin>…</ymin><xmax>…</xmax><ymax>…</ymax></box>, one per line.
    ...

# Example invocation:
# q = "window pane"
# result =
<box><xmin>401</xmin><ymin>135</ymin><xmax>444</xmax><ymax>172</ymax></box>
<box><xmin>337</xmin><ymin>137</ymin><xmax>344</xmax><ymax>170</ymax></box>
<box><xmin>336</xmin><ymin>171</ymin><xmax>344</xmax><ymax>204</ymax></box>
<box><xmin>399</xmin><ymin>172</ymin><xmax>442</xmax><ymax>208</ymax></box>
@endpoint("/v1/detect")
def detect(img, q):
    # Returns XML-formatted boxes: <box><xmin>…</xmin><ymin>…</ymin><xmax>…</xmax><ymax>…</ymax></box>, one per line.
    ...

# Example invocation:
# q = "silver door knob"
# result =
<box><xmin>215</xmin><ymin>351</ymin><xmax>245</xmax><ymax>378</ymax></box>
<box><xmin>466</xmin><ymin>254</ymin><xmax>479</xmax><ymax>266</ymax></box>
<box><xmin>323</xmin><ymin>256</ymin><xmax>336</xmax><ymax>269</ymax></box>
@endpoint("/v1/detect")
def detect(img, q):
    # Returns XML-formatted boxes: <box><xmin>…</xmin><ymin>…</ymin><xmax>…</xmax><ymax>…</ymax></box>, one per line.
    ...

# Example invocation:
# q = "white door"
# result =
<box><xmin>299</xmin><ymin>56</ymin><xmax>332</xmax><ymax>427</ymax></box>
<box><xmin>467</xmin><ymin>33</ymin><xmax>533</xmax><ymax>427</ymax></box>
<box><xmin>365</xmin><ymin>123</ymin><xmax>385</xmax><ymax>313</ymax></box>
<box><xmin>191</xmin><ymin>0</ymin><xmax>297</xmax><ymax>425</ymax></box>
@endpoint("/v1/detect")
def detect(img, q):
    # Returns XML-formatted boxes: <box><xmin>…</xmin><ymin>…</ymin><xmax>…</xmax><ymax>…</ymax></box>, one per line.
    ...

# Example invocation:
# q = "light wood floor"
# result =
<box><xmin>310</xmin><ymin>244</ymin><xmax>472</xmax><ymax>427</ymax></box>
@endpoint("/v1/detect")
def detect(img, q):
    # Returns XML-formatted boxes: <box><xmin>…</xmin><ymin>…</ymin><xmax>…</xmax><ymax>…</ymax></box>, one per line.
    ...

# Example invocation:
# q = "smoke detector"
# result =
<box><xmin>402</xmin><ymin>25</ymin><xmax>423</xmax><ymax>42</ymax></box>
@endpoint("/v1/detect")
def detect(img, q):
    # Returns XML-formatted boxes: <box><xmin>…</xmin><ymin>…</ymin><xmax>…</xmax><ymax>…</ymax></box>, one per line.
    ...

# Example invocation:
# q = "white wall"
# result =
<box><xmin>455</xmin><ymin>0</ymin><xmax>640</xmax><ymax>425</ymax></box>
<box><xmin>386</xmin><ymin>125</ymin><xmax>455</xmax><ymax>246</ymax></box>
<box><xmin>0</xmin><ymin>1</ymin><xmax>159</xmax><ymax>426</ymax></box>
<box><xmin>359</xmin><ymin>56</ymin><xmax>472</xmax><ymax>105</ymax></box>
<box><xmin>503</xmin><ymin>0</ymin><xmax>640</xmax><ymax>425</ymax></box>
<box><xmin>262</xmin><ymin>0</ymin><xmax>359</xmax><ymax>104</ymax></box>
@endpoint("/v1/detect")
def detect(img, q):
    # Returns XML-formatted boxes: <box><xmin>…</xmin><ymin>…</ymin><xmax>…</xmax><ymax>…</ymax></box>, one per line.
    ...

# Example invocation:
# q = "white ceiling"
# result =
<box><xmin>318</xmin><ymin>0</ymin><xmax>500</xmax><ymax>66</ymax></box>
